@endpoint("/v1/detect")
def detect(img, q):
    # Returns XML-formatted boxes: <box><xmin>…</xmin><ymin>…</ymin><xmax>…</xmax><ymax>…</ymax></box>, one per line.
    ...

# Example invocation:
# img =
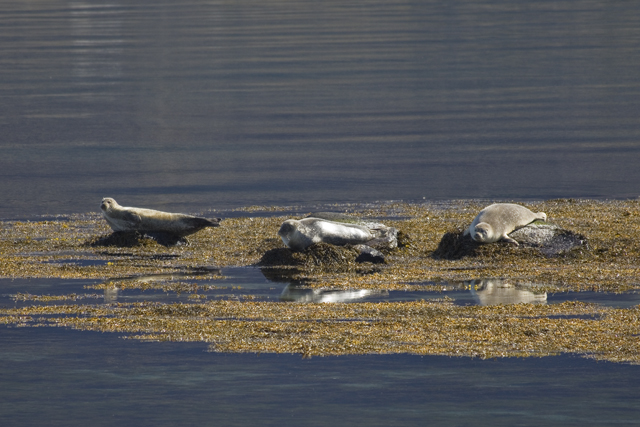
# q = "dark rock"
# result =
<box><xmin>432</xmin><ymin>229</ymin><xmax>478</xmax><ymax>260</ymax></box>
<box><xmin>510</xmin><ymin>223</ymin><xmax>588</xmax><ymax>257</ymax></box>
<box><xmin>432</xmin><ymin>223</ymin><xmax>588</xmax><ymax>260</ymax></box>
<box><xmin>353</xmin><ymin>244</ymin><xmax>386</xmax><ymax>264</ymax></box>
<box><xmin>257</xmin><ymin>242</ymin><xmax>359</xmax><ymax>270</ymax></box>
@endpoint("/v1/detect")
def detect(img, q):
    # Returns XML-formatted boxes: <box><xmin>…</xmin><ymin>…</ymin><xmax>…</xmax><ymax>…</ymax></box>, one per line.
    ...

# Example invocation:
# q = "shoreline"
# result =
<box><xmin>1</xmin><ymin>198</ymin><xmax>640</xmax><ymax>362</ymax></box>
<box><xmin>1</xmin><ymin>198</ymin><xmax>638</xmax><ymax>292</ymax></box>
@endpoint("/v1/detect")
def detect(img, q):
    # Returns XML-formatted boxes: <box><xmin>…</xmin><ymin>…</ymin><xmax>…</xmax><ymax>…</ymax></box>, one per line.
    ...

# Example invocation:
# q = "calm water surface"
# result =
<box><xmin>1</xmin><ymin>0</ymin><xmax>640</xmax><ymax>219</ymax></box>
<box><xmin>2</xmin><ymin>1</ymin><xmax>640</xmax><ymax>425</ymax></box>
<box><xmin>2</xmin><ymin>271</ymin><xmax>640</xmax><ymax>426</ymax></box>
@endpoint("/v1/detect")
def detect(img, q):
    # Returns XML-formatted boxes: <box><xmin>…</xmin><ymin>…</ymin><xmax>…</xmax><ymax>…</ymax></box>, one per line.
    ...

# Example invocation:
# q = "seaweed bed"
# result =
<box><xmin>1</xmin><ymin>199</ymin><xmax>640</xmax><ymax>363</ymax></box>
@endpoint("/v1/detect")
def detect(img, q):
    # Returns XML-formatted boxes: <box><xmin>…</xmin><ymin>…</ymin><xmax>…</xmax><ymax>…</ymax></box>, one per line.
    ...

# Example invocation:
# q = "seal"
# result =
<box><xmin>277</xmin><ymin>217</ymin><xmax>395</xmax><ymax>252</ymax></box>
<box><xmin>464</xmin><ymin>203</ymin><xmax>546</xmax><ymax>245</ymax></box>
<box><xmin>100</xmin><ymin>197</ymin><xmax>220</xmax><ymax>237</ymax></box>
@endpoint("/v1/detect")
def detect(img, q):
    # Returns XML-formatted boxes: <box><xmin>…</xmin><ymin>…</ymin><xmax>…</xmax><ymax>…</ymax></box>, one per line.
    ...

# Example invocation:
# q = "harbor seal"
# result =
<box><xmin>100</xmin><ymin>197</ymin><xmax>220</xmax><ymax>237</ymax></box>
<box><xmin>278</xmin><ymin>217</ymin><xmax>396</xmax><ymax>252</ymax></box>
<box><xmin>464</xmin><ymin>203</ymin><xmax>546</xmax><ymax>245</ymax></box>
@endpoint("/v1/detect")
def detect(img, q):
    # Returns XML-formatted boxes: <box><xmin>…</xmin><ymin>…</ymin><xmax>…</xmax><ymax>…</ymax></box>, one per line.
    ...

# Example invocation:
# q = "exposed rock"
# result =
<box><xmin>432</xmin><ymin>223</ymin><xmax>588</xmax><ymax>260</ymax></box>
<box><xmin>258</xmin><ymin>241</ymin><xmax>389</xmax><ymax>270</ymax></box>
<box><xmin>258</xmin><ymin>242</ymin><xmax>360</xmax><ymax>270</ymax></box>
<box><xmin>510</xmin><ymin>224</ymin><xmax>588</xmax><ymax>257</ymax></box>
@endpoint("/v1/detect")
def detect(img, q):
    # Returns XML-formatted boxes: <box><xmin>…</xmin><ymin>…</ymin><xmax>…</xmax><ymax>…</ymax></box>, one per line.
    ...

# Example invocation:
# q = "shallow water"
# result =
<box><xmin>2</xmin><ymin>0</ymin><xmax>640</xmax><ymax>424</ymax></box>
<box><xmin>2</xmin><ymin>270</ymin><xmax>640</xmax><ymax>426</ymax></box>
<box><xmin>3</xmin><ymin>269</ymin><xmax>640</xmax><ymax>309</ymax></box>
<box><xmin>2</xmin><ymin>326</ymin><xmax>639</xmax><ymax>427</ymax></box>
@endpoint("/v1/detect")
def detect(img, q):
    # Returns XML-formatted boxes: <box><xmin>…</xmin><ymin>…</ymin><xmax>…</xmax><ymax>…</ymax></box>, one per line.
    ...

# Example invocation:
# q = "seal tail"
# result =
<box><xmin>366</xmin><ymin>227</ymin><xmax>398</xmax><ymax>249</ymax></box>
<box><xmin>186</xmin><ymin>217</ymin><xmax>221</xmax><ymax>229</ymax></box>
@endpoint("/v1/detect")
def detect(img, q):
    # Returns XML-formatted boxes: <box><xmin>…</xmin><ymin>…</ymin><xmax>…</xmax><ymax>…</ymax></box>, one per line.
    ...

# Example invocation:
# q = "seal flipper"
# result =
<box><xmin>121</xmin><ymin>210</ymin><xmax>143</xmax><ymax>227</ymax></box>
<box><xmin>182</xmin><ymin>216</ymin><xmax>221</xmax><ymax>230</ymax></box>
<box><xmin>501</xmin><ymin>234</ymin><xmax>519</xmax><ymax>245</ymax></box>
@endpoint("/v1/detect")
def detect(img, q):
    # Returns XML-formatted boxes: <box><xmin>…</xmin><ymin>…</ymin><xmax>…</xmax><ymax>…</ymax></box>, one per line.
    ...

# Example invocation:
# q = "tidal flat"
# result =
<box><xmin>1</xmin><ymin>199</ymin><xmax>639</xmax><ymax>363</ymax></box>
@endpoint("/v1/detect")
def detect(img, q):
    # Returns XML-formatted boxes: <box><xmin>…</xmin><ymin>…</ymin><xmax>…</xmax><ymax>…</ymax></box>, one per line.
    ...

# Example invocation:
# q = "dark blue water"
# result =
<box><xmin>2</xmin><ymin>326</ymin><xmax>640</xmax><ymax>427</ymax></box>
<box><xmin>2</xmin><ymin>1</ymin><xmax>640</xmax><ymax>424</ymax></box>
<box><xmin>2</xmin><ymin>272</ymin><xmax>640</xmax><ymax>426</ymax></box>
<box><xmin>2</xmin><ymin>0</ymin><xmax>640</xmax><ymax>219</ymax></box>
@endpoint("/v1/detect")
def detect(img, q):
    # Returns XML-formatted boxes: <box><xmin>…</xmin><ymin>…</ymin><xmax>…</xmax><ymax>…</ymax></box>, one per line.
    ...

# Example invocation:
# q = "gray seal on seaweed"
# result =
<box><xmin>278</xmin><ymin>217</ymin><xmax>396</xmax><ymax>252</ymax></box>
<box><xmin>100</xmin><ymin>197</ymin><xmax>220</xmax><ymax>237</ymax></box>
<box><xmin>464</xmin><ymin>203</ymin><xmax>546</xmax><ymax>245</ymax></box>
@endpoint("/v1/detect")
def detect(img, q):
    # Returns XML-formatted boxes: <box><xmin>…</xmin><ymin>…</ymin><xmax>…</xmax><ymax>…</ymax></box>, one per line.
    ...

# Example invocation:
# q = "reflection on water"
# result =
<box><xmin>100</xmin><ymin>268</ymin><xmax>222</xmax><ymax>302</ymax></box>
<box><xmin>2</xmin><ymin>273</ymin><xmax>640</xmax><ymax>425</ymax></box>
<box><xmin>280</xmin><ymin>283</ymin><xmax>388</xmax><ymax>303</ymax></box>
<box><xmin>116</xmin><ymin>268</ymin><xmax>222</xmax><ymax>283</ymax></box>
<box><xmin>468</xmin><ymin>278</ymin><xmax>547</xmax><ymax>306</ymax></box>
<box><xmin>2</xmin><ymin>1</ymin><xmax>640</xmax><ymax>218</ymax></box>
<box><xmin>70</xmin><ymin>2</ymin><xmax>124</xmax><ymax>88</ymax></box>
<box><xmin>3</xmin><ymin>0</ymin><xmax>640</xmax><ymax>422</ymax></box>
<box><xmin>103</xmin><ymin>285</ymin><xmax>118</xmax><ymax>303</ymax></box>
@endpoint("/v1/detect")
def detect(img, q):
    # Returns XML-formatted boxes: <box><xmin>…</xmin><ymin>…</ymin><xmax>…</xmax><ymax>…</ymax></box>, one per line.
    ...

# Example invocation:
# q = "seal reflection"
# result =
<box><xmin>468</xmin><ymin>279</ymin><xmax>547</xmax><ymax>305</ymax></box>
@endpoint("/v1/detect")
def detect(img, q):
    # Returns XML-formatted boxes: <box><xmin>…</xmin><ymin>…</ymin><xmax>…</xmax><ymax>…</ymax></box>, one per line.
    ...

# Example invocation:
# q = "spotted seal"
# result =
<box><xmin>465</xmin><ymin>203</ymin><xmax>546</xmax><ymax>245</ymax></box>
<box><xmin>278</xmin><ymin>217</ymin><xmax>396</xmax><ymax>252</ymax></box>
<box><xmin>100</xmin><ymin>197</ymin><xmax>220</xmax><ymax>237</ymax></box>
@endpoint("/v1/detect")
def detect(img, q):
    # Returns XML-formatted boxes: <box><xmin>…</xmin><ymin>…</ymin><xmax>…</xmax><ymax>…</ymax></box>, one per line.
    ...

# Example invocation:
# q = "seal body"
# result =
<box><xmin>278</xmin><ymin>218</ymin><xmax>391</xmax><ymax>252</ymax></box>
<box><xmin>100</xmin><ymin>197</ymin><xmax>220</xmax><ymax>237</ymax></box>
<box><xmin>465</xmin><ymin>203</ymin><xmax>546</xmax><ymax>245</ymax></box>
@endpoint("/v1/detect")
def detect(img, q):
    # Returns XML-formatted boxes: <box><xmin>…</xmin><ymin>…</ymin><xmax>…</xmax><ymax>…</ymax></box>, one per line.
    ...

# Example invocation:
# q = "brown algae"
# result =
<box><xmin>1</xmin><ymin>199</ymin><xmax>640</xmax><ymax>362</ymax></box>
<box><xmin>1</xmin><ymin>300</ymin><xmax>639</xmax><ymax>364</ymax></box>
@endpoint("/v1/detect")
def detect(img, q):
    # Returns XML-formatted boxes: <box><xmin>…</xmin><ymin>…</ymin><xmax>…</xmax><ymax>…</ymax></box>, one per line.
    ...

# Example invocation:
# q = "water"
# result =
<box><xmin>2</xmin><ymin>1</ymin><xmax>640</xmax><ymax>219</ymax></box>
<box><xmin>2</xmin><ymin>270</ymin><xmax>640</xmax><ymax>426</ymax></box>
<box><xmin>3</xmin><ymin>327</ymin><xmax>639</xmax><ymax>427</ymax></box>
<box><xmin>2</xmin><ymin>0</ymin><xmax>640</xmax><ymax>425</ymax></box>
<box><xmin>5</xmin><ymin>271</ymin><xmax>640</xmax><ymax>308</ymax></box>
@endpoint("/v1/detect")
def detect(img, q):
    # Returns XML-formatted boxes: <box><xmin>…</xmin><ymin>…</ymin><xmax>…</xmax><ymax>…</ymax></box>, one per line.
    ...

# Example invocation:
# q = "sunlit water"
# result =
<box><xmin>2</xmin><ymin>0</ymin><xmax>640</xmax><ymax>219</ymax></box>
<box><xmin>2</xmin><ymin>0</ymin><xmax>640</xmax><ymax>425</ymax></box>
<box><xmin>3</xmin><ymin>268</ymin><xmax>640</xmax><ymax>310</ymax></box>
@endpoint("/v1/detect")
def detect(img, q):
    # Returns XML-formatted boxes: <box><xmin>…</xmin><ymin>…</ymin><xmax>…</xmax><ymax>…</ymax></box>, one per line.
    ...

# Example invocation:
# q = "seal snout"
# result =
<box><xmin>100</xmin><ymin>197</ymin><xmax>114</xmax><ymax>212</ymax></box>
<box><xmin>472</xmin><ymin>223</ymin><xmax>491</xmax><ymax>243</ymax></box>
<box><xmin>100</xmin><ymin>197</ymin><xmax>118</xmax><ymax>212</ymax></box>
